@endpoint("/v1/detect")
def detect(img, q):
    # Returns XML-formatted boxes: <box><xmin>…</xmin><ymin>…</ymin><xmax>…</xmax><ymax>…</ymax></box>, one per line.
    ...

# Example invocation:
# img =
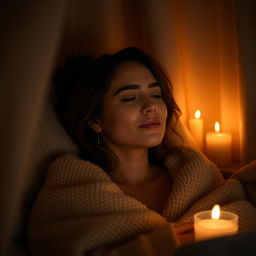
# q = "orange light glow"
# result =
<box><xmin>215</xmin><ymin>122</ymin><xmax>220</xmax><ymax>133</ymax></box>
<box><xmin>195</xmin><ymin>110</ymin><xmax>201</xmax><ymax>119</ymax></box>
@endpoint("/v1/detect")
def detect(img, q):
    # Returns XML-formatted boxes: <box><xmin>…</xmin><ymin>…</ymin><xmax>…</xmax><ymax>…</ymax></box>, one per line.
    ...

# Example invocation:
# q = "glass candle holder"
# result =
<box><xmin>194</xmin><ymin>210</ymin><xmax>238</xmax><ymax>241</ymax></box>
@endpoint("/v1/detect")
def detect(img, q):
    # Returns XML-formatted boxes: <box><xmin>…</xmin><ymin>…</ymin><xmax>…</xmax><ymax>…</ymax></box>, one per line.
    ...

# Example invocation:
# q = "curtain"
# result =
<box><xmin>58</xmin><ymin>0</ymin><xmax>256</xmax><ymax>164</ymax></box>
<box><xmin>0</xmin><ymin>0</ymin><xmax>68</xmax><ymax>253</ymax></box>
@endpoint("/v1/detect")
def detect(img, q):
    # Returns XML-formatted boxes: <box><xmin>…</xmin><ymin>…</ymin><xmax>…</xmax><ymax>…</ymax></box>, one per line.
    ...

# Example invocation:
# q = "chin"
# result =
<box><xmin>142</xmin><ymin>136</ymin><xmax>164</xmax><ymax>148</ymax></box>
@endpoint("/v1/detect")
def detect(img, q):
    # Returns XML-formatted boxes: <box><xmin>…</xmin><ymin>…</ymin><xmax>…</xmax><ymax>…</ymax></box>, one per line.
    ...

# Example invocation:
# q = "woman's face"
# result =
<box><xmin>98</xmin><ymin>61</ymin><xmax>168</xmax><ymax>151</ymax></box>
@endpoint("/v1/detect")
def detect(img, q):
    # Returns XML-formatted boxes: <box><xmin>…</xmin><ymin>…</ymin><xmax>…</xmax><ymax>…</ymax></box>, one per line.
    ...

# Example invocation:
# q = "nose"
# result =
<box><xmin>142</xmin><ymin>99</ymin><xmax>158</xmax><ymax>114</ymax></box>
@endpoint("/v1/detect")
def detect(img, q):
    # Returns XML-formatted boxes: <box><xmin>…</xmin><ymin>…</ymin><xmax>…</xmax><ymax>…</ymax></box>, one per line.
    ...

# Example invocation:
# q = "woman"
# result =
<box><xmin>29</xmin><ymin>47</ymin><xmax>256</xmax><ymax>256</ymax></box>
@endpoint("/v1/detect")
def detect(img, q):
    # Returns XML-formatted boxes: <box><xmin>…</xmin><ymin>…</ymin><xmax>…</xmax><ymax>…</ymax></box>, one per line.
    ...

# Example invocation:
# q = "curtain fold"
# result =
<box><xmin>235</xmin><ymin>0</ymin><xmax>256</xmax><ymax>164</ymax></box>
<box><xmin>0</xmin><ymin>0</ymin><xmax>68</xmax><ymax>254</ymax></box>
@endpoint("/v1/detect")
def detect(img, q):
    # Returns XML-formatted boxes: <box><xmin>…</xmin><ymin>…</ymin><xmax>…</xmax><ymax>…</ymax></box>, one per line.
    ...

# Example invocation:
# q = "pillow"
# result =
<box><xmin>13</xmin><ymin>100</ymin><xmax>79</xmax><ymax>252</ymax></box>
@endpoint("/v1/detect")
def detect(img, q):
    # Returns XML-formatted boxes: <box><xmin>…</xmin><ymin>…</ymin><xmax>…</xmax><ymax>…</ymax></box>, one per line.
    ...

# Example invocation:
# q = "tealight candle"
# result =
<box><xmin>206</xmin><ymin>122</ymin><xmax>232</xmax><ymax>167</ymax></box>
<box><xmin>194</xmin><ymin>205</ymin><xmax>238</xmax><ymax>242</ymax></box>
<box><xmin>189</xmin><ymin>110</ymin><xmax>204</xmax><ymax>149</ymax></box>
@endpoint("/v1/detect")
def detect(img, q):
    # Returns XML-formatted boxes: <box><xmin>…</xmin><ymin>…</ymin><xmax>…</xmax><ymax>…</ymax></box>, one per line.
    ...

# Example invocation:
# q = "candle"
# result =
<box><xmin>189</xmin><ymin>110</ymin><xmax>204</xmax><ymax>149</ymax></box>
<box><xmin>206</xmin><ymin>122</ymin><xmax>232</xmax><ymax>167</ymax></box>
<box><xmin>194</xmin><ymin>205</ymin><xmax>238</xmax><ymax>242</ymax></box>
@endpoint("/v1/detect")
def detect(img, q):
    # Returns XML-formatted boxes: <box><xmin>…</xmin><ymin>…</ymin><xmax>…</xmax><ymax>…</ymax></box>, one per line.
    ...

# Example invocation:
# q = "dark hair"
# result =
<box><xmin>53</xmin><ymin>47</ymin><xmax>181</xmax><ymax>172</ymax></box>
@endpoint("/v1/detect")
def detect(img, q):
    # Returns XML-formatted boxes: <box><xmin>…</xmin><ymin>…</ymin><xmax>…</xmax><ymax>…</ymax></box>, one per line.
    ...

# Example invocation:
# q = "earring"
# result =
<box><xmin>97</xmin><ymin>133</ymin><xmax>100</xmax><ymax>145</ymax></box>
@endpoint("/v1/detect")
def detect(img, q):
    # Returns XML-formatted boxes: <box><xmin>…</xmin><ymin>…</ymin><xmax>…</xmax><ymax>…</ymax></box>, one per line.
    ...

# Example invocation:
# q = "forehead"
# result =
<box><xmin>108</xmin><ymin>61</ymin><xmax>157</xmax><ymax>91</ymax></box>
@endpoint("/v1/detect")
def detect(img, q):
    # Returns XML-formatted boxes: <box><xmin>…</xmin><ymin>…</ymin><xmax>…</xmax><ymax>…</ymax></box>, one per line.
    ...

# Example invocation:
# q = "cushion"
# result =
<box><xmin>12</xmin><ymin>100</ymin><xmax>79</xmax><ymax>253</ymax></box>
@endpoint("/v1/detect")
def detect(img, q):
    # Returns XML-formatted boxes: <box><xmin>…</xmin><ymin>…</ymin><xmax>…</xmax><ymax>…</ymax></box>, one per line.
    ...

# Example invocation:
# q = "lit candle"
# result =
<box><xmin>189</xmin><ymin>110</ymin><xmax>204</xmax><ymax>149</ymax></box>
<box><xmin>206</xmin><ymin>122</ymin><xmax>232</xmax><ymax>167</ymax></box>
<box><xmin>194</xmin><ymin>205</ymin><xmax>238</xmax><ymax>242</ymax></box>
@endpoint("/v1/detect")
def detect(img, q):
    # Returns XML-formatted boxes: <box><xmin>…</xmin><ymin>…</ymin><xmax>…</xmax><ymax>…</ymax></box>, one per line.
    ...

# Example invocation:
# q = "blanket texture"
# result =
<box><xmin>28</xmin><ymin>145</ymin><xmax>256</xmax><ymax>256</ymax></box>
<box><xmin>231</xmin><ymin>160</ymin><xmax>256</xmax><ymax>207</ymax></box>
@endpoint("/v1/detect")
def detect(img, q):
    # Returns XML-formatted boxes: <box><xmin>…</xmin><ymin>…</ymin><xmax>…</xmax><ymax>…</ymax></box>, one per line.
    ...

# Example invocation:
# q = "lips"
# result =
<box><xmin>138</xmin><ymin>119</ymin><xmax>161</xmax><ymax>128</ymax></box>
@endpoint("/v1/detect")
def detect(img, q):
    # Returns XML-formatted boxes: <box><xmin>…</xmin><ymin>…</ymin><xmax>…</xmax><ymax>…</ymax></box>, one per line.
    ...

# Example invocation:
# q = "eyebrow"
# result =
<box><xmin>114</xmin><ymin>82</ymin><xmax>160</xmax><ymax>96</ymax></box>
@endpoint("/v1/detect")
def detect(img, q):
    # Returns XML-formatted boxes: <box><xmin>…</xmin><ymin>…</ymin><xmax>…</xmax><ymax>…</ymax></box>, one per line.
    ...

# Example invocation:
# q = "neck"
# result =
<box><xmin>108</xmin><ymin>148</ymin><xmax>156</xmax><ymax>185</ymax></box>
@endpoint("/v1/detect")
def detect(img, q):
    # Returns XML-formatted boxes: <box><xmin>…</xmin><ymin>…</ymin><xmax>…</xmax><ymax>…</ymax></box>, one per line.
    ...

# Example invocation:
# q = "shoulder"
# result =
<box><xmin>164</xmin><ymin>145</ymin><xmax>223</xmax><ymax>182</ymax></box>
<box><xmin>44</xmin><ymin>154</ymin><xmax>110</xmax><ymax>188</ymax></box>
<box><xmin>165</xmin><ymin>145</ymin><xmax>210</xmax><ymax>167</ymax></box>
<box><xmin>174</xmin><ymin>144</ymin><xmax>205</xmax><ymax>157</ymax></box>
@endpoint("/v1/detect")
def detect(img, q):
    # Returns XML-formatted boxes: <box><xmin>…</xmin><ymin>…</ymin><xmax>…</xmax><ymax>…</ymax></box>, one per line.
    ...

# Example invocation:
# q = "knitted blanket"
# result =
<box><xmin>231</xmin><ymin>160</ymin><xmax>256</xmax><ymax>207</ymax></box>
<box><xmin>28</xmin><ymin>146</ymin><xmax>256</xmax><ymax>256</ymax></box>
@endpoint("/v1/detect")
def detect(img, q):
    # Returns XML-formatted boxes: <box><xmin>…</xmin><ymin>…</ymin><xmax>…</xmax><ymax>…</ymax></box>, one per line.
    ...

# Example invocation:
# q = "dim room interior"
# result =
<box><xmin>0</xmin><ymin>0</ymin><xmax>256</xmax><ymax>255</ymax></box>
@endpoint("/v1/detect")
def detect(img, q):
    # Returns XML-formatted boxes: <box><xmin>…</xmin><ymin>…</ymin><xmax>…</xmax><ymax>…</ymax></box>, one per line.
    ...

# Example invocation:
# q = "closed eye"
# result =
<box><xmin>121</xmin><ymin>96</ymin><xmax>138</xmax><ymax>102</ymax></box>
<box><xmin>151</xmin><ymin>94</ymin><xmax>162</xmax><ymax>98</ymax></box>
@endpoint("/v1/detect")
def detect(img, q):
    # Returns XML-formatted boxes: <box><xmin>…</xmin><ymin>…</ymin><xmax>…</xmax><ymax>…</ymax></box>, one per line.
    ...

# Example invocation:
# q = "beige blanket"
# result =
<box><xmin>231</xmin><ymin>160</ymin><xmax>256</xmax><ymax>207</ymax></box>
<box><xmin>28</xmin><ymin>146</ymin><xmax>256</xmax><ymax>256</ymax></box>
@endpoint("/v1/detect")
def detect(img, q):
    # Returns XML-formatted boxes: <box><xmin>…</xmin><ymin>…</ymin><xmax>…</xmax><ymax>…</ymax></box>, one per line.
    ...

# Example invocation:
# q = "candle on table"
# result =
<box><xmin>194</xmin><ymin>205</ymin><xmax>238</xmax><ymax>242</ymax></box>
<box><xmin>189</xmin><ymin>110</ymin><xmax>204</xmax><ymax>149</ymax></box>
<box><xmin>206</xmin><ymin>122</ymin><xmax>232</xmax><ymax>167</ymax></box>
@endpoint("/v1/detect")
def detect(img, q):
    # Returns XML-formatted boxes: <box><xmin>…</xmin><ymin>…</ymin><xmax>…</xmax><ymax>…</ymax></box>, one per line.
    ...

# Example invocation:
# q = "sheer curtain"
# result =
<box><xmin>58</xmin><ymin>0</ymin><xmax>256</xmax><ymax>164</ymax></box>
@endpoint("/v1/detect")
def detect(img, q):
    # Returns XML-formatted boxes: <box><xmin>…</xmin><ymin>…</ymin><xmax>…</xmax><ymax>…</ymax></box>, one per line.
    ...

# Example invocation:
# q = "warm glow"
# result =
<box><xmin>215</xmin><ymin>122</ymin><xmax>220</xmax><ymax>133</ymax></box>
<box><xmin>195</xmin><ymin>110</ymin><xmax>201</xmax><ymax>119</ymax></box>
<box><xmin>211</xmin><ymin>205</ymin><xmax>220</xmax><ymax>219</ymax></box>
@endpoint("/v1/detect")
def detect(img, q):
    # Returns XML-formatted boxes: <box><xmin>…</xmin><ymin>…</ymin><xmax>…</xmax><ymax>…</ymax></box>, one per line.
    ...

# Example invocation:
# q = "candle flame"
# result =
<box><xmin>211</xmin><ymin>204</ymin><xmax>220</xmax><ymax>219</ymax></box>
<box><xmin>215</xmin><ymin>122</ymin><xmax>220</xmax><ymax>133</ymax></box>
<box><xmin>195</xmin><ymin>110</ymin><xmax>201</xmax><ymax>119</ymax></box>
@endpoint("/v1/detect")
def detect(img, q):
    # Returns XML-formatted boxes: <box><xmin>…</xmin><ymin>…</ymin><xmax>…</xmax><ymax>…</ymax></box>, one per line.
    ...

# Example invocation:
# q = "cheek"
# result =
<box><xmin>101</xmin><ymin>105</ymin><xmax>138</xmax><ymax>131</ymax></box>
<box><xmin>160</xmin><ymin>103</ymin><xmax>168</xmax><ymax>122</ymax></box>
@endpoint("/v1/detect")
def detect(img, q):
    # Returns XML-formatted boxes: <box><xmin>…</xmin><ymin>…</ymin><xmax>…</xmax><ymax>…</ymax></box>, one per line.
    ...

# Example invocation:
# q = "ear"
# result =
<box><xmin>89</xmin><ymin>120</ymin><xmax>102</xmax><ymax>133</ymax></box>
